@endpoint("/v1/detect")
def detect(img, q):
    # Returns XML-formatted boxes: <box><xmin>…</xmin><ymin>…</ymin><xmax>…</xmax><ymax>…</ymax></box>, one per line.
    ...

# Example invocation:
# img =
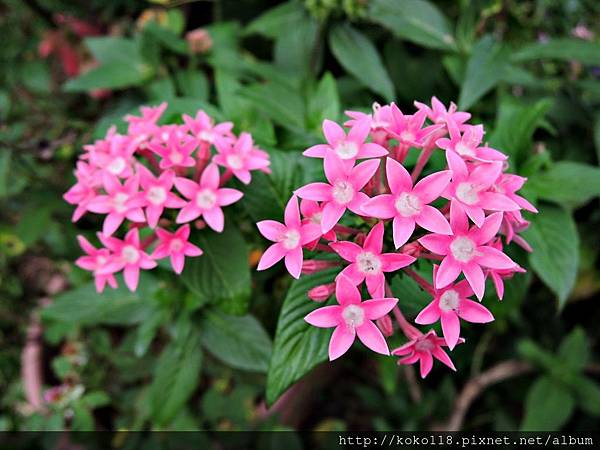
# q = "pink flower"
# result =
<box><xmin>63</xmin><ymin>161</ymin><xmax>100</xmax><ymax>221</ymax></box>
<box><xmin>487</xmin><ymin>238</ymin><xmax>527</xmax><ymax>299</ymax></box>
<box><xmin>85</xmin><ymin>132</ymin><xmax>137</xmax><ymax>178</ymax></box>
<box><xmin>345</xmin><ymin>103</ymin><xmax>394</xmax><ymax>145</ymax></box>
<box><xmin>304</xmin><ymin>275</ymin><xmax>398</xmax><ymax>360</ymax></box>
<box><xmin>330</xmin><ymin>222</ymin><xmax>415</xmax><ymax>297</ymax></box>
<box><xmin>174</xmin><ymin>163</ymin><xmax>243</xmax><ymax>231</ymax></box>
<box><xmin>303</xmin><ymin>118</ymin><xmax>387</xmax><ymax>162</ymax></box>
<box><xmin>256</xmin><ymin>195</ymin><xmax>322</xmax><ymax>278</ymax></box>
<box><xmin>414</xmin><ymin>96</ymin><xmax>471</xmax><ymax>127</ymax></box>
<box><xmin>415</xmin><ymin>265</ymin><xmax>494</xmax><ymax>349</ymax></box>
<box><xmin>392</xmin><ymin>330</ymin><xmax>461</xmax><ymax>378</ymax></box>
<box><xmin>213</xmin><ymin>132</ymin><xmax>271</xmax><ymax>184</ymax></box>
<box><xmin>182</xmin><ymin>110</ymin><xmax>234</xmax><ymax>148</ymax></box>
<box><xmin>436</xmin><ymin>123</ymin><xmax>507</xmax><ymax>162</ymax></box>
<box><xmin>86</xmin><ymin>173</ymin><xmax>146</xmax><ymax>236</ymax></box>
<box><xmin>501</xmin><ymin>210</ymin><xmax>533</xmax><ymax>252</ymax></box>
<box><xmin>295</xmin><ymin>153</ymin><xmax>380</xmax><ymax>232</ymax></box>
<box><xmin>362</xmin><ymin>158</ymin><xmax>452</xmax><ymax>248</ymax></box>
<box><xmin>97</xmin><ymin>229</ymin><xmax>157</xmax><ymax>291</ymax></box>
<box><xmin>418</xmin><ymin>203</ymin><xmax>517</xmax><ymax>299</ymax></box>
<box><xmin>148</xmin><ymin>129</ymin><xmax>197</xmax><ymax>169</ymax></box>
<box><xmin>75</xmin><ymin>235</ymin><xmax>119</xmax><ymax>292</ymax></box>
<box><xmin>444</xmin><ymin>151</ymin><xmax>519</xmax><ymax>227</ymax></box>
<box><xmin>151</xmin><ymin>224</ymin><xmax>203</xmax><ymax>274</ymax></box>
<box><xmin>299</xmin><ymin>199</ymin><xmax>337</xmax><ymax>247</ymax></box>
<box><xmin>125</xmin><ymin>103</ymin><xmax>166</xmax><ymax>140</ymax></box>
<box><xmin>137</xmin><ymin>165</ymin><xmax>186</xmax><ymax>228</ymax></box>
<box><xmin>492</xmin><ymin>173</ymin><xmax>538</xmax><ymax>213</ymax></box>
<box><xmin>385</xmin><ymin>103</ymin><xmax>444</xmax><ymax>148</ymax></box>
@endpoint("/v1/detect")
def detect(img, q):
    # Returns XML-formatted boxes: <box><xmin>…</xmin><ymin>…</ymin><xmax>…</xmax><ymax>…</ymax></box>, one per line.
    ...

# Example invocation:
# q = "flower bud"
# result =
<box><xmin>186</xmin><ymin>28</ymin><xmax>213</xmax><ymax>54</ymax></box>
<box><xmin>307</xmin><ymin>283</ymin><xmax>335</xmax><ymax>302</ymax></box>
<box><xmin>376</xmin><ymin>315</ymin><xmax>394</xmax><ymax>337</ymax></box>
<box><xmin>301</xmin><ymin>259</ymin><xmax>337</xmax><ymax>275</ymax></box>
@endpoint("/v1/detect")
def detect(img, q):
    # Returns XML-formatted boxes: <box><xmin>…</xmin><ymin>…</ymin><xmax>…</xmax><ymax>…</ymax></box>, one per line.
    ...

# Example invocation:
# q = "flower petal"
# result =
<box><xmin>471</xmin><ymin>212</ymin><xmax>503</xmax><ymax>245</ymax></box>
<box><xmin>322</xmin><ymin>119</ymin><xmax>346</xmax><ymax>146</ymax></box>
<box><xmin>476</xmin><ymin>246</ymin><xmax>516</xmax><ymax>270</ymax></box>
<box><xmin>413</xmin><ymin>170</ymin><xmax>452</xmax><ymax>204</ymax></box>
<box><xmin>335</xmin><ymin>275</ymin><xmax>361</xmax><ymax>306</ymax></box>
<box><xmin>256</xmin><ymin>220</ymin><xmax>286</xmax><ymax>242</ymax></box>
<box><xmin>416</xmin><ymin>205</ymin><xmax>452</xmax><ymax>235</ymax></box>
<box><xmin>356</xmin><ymin>320</ymin><xmax>390</xmax><ymax>355</ymax></box>
<box><xmin>441</xmin><ymin>311</ymin><xmax>460</xmax><ymax>350</ymax></box>
<box><xmin>463</xmin><ymin>262</ymin><xmax>485</xmax><ymax>300</ymax></box>
<box><xmin>415</xmin><ymin>300</ymin><xmax>441</xmax><ymax>325</ymax></box>
<box><xmin>361</xmin><ymin>195</ymin><xmax>396</xmax><ymax>219</ymax></box>
<box><xmin>284</xmin><ymin>246</ymin><xmax>303</xmax><ymax>279</ymax></box>
<box><xmin>294</xmin><ymin>183</ymin><xmax>332</xmax><ymax>202</ymax></box>
<box><xmin>361</xmin><ymin>298</ymin><xmax>398</xmax><ymax>320</ymax></box>
<box><xmin>364</xmin><ymin>222</ymin><xmax>384</xmax><ymax>254</ymax></box>
<box><xmin>321</xmin><ymin>202</ymin><xmax>345</xmax><ymax>233</ymax></box>
<box><xmin>257</xmin><ymin>242</ymin><xmax>286</xmax><ymax>271</ymax></box>
<box><xmin>418</xmin><ymin>233</ymin><xmax>449</xmax><ymax>255</ymax></box>
<box><xmin>458</xmin><ymin>299</ymin><xmax>494</xmax><ymax>323</ymax></box>
<box><xmin>305</xmin><ymin>305</ymin><xmax>342</xmax><ymax>328</ymax></box>
<box><xmin>328</xmin><ymin>325</ymin><xmax>355</xmax><ymax>360</ymax></box>
<box><xmin>386</xmin><ymin>157</ymin><xmax>413</xmax><ymax>194</ymax></box>
<box><xmin>284</xmin><ymin>195</ymin><xmax>301</xmax><ymax>229</ymax></box>
<box><xmin>393</xmin><ymin>216</ymin><xmax>416</xmax><ymax>248</ymax></box>
<box><xmin>350</xmin><ymin>159</ymin><xmax>380</xmax><ymax>190</ymax></box>
<box><xmin>435</xmin><ymin>256</ymin><xmax>462</xmax><ymax>288</ymax></box>
<box><xmin>329</xmin><ymin>241</ymin><xmax>362</xmax><ymax>262</ymax></box>
<box><xmin>203</xmin><ymin>207</ymin><xmax>224</xmax><ymax>232</ymax></box>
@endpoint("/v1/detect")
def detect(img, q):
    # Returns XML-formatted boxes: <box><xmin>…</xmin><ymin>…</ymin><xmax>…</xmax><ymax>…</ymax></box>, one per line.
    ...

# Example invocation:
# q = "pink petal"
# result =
<box><xmin>329</xmin><ymin>241</ymin><xmax>363</xmax><ymax>262</ymax></box>
<box><xmin>322</xmin><ymin>119</ymin><xmax>346</xmax><ymax>146</ymax></box>
<box><xmin>469</xmin><ymin>162</ymin><xmax>502</xmax><ymax>186</ymax></box>
<box><xmin>183</xmin><ymin>242</ymin><xmax>203</xmax><ymax>257</ymax></box>
<box><xmin>386</xmin><ymin>158</ymin><xmax>413</xmax><ymax>194</ymax></box>
<box><xmin>300</xmin><ymin>222</ymin><xmax>323</xmax><ymax>245</ymax></box>
<box><xmin>284</xmin><ymin>246</ymin><xmax>303</xmax><ymax>279</ymax></box>
<box><xmin>303</xmin><ymin>144</ymin><xmax>330</xmax><ymax>158</ymax></box>
<box><xmin>458</xmin><ymin>299</ymin><xmax>494</xmax><ymax>323</ymax></box>
<box><xmin>347</xmin><ymin>191</ymin><xmax>370</xmax><ymax>215</ymax></box>
<box><xmin>257</xmin><ymin>242</ymin><xmax>286</xmax><ymax>271</ymax></box>
<box><xmin>294</xmin><ymin>183</ymin><xmax>332</xmax><ymax>202</ymax></box>
<box><xmin>145</xmin><ymin>205</ymin><xmax>162</xmax><ymax>229</ymax></box>
<box><xmin>350</xmin><ymin>159</ymin><xmax>380</xmax><ymax>190</ymax></box>
<box><xmin>361</xmin><ymin>195</ymin><xmax>396</xmax><ymax>219</ymax></box>
<box><xmin>360</xmin><ymin>143</ymin><xmax>388</xmax><ymax>158</ymax></box>
<box><xmin>176</xmin><ymin>203</ymin><xmax>201</xmax><ymax>223</ymax></box>
<box><xmin>413</xmin><ymin>170</ymin><xmax>452</xmax><ymax>204</ymax></box>
<box><xmin>218</xmin><ymin>188</ymin><xmax>243</xmax><ymax>206</ymax></box>
<box><xmin>462</xmin><ymin>204</ymin><xmax>485</xmax><ymax>228</ymax></box>
<box><xmin>418</xmin><ymin>233</ymin><xmax>449</xmax><ymax>255</ymax></box>
<box><xmin>476</xmin><ymin>246</ymin><xmax>516</xmax><ymax>270</ymax></box>
<box><xmin>471</xmin><ymin>212</ymin><xmax>503</xmax><ymax>245</ymax></box>
<box><xmin>123</xmin><ymin>265</ymin><xmax>140</xmax><ymax>292</ymax></box>
<box><xmin>415</xmin><ymin>300</ymin><xmax>441</xmax><ymax>325</ymax></box>
<box><xmin>441</xmin><ymin>311</ymin><xmax>460</xmax><ymax>350</ymax></box>
<box><xmin>416</xmin><ymin>205</ymin><xmax>452</xmax><ymax>235</ymax></box>
<box><xmin>431</xmin><ymin>347</ymin><xmax>456</xmax><ymax>371</ymax></box>
<box><xmin>356</xmin><ymin>320</ymin><xmax>390</xmax><ymax>355</ymax></box>
<box><xmin>320</xmin><ymin>202</ymin><xmax>345</xmax><ymax>233</ymax></box>
<box><xmin>392</xmin><ymin>216</ymin><xmax>416</xmax><ymax>249</ymax></box>
<box><xmin>419</xmin><ymin>351</ymin><xmax>434</xmax><ymax>378</ymax></box>
<box><xmin>365</xmin><ymin>272</ymin><xmax>385</xmax><ymax>298</ymax></box>
<box><xmin>284</xmin><ymin>195</ymin><xmax>301</xmax><ymax>229</ymax></box>
<box><xmin>171</xmin><ymin>252</ymin><xmax>185</xmax><ymax>274</ymax></box>
<box><xmin>329</xmin><ymin>325</ymin><xmax>356</xmax><ymax>360</ymax></box>
<box><xmin>339</xmin><ymin>263</ymin><xmax>365</xmax><ymax>285</ymax></box>
<box><xmin>463</xmin><ymin>262</ymin><xmax>485</xmax><ymax>300</ymax></box>
<box><xmin>449</xmin><ymin>202</ymin><xmax>469</xmax><ymax>234</ymax></box>
<box><xmin>479</xmin><ymin>192</ymin><xmax>520</xmax><ymax>211</ymax></box>
<box><xmin>103</xmin><ymin>213</ymin><xmax>124</xmax><ymax>236</ymax></box>
<box><xmin>305</xmin><ymin>305</ymin><xmax>342</xmax><ymax>328</ymax></box>
<box><xmin>323</xmin><ymin>151</ymin><xmax>348</xmax><ymax>184</ymax></box>
<box><xmin>335</xmin><ymin>275</ymin><xmax>361</xmax><ymax>306</ymax></box>
<box><xmin>364</xmin><ymin>222</ymin><xmax>384</xmax><ymax>254</ymax></box>
<box><xmin>446</xmin><ymin>150</ymin><xmax>468</xmax><ymax>180</ymax></box>
<box><xmin>361</xmin><ymin>298</ymin><xmax>398</xmax><ymax>320</ymax></box>
<box><xmin>347</xmin><ymin>117</ymin><xmax>370</xmax><ymax>144</ymax></box>
<box><xmin>77</xmin><ymin>235</ymin><xmax>95</xmax><ymax>254</ymax></box>
<box><xmin>203</xmin><ymin>207</ymin><xmax>225</xmax><ymax>232</ymax></box>
<box><xmin>174</xmin><ymin>177</ymin><xmax>199</xmax><ymax>199</ymax></box>
<box><xmin>435</xmin><ymin>257</ymin><xmax>461</xmax><ymax>288</ymax></box>
<box><xmin>491</xmin><ymin>272</ymin><xmax>505</xmax><ymax>300</ymax></box>
<box><xmin>380</xmin><ymin>253</ymin><xmax>415</xmax><ymax>271</ymax></box>
<box><xmin>200</xmin><ymin>163</ymin><xmax>220</xmax><ymax>189</ymax></box>
<box><xmin>257</xmin><ymin>220</ymin><xmax>286</xmax><ymax>242</ymax></box>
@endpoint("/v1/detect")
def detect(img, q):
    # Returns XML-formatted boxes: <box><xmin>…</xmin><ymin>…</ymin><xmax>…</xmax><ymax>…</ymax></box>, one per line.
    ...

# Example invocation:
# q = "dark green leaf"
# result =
<box><xmin>527</xmin><ymin>162</ymin><xmax>600</xmax><ymax>207</ymax></box>
<box><xmin>246</xmin><ymin>1</ymin><xmax>305</xmax><ymax>39</ymax></box>
<box><xmin>557</xmin><ymin>327</ymin><xmax>589</xmax><ymax>373</ymax></box>
<box><xmin>572</xmin><ymin>377</ymin><xmax>600</xmax><ymax>416</ymax></box>
<box><xmin>390</xmin><ymin>273</ymin><xmax>432</xmax><ymax>317</ymax></box>
<box><xmin>63</xmin><ymin>63</ymin><xmax>153</xmax><ymax>91</ymax></box>
<box><xmin>521</xmin><ymin>376</ymin><xmax>575</xmax><ymax>431</ymax></box>
<box><xmin>239</xmin><ymin>82</ymin><xmax>306</xmax><ymax>131</ymax></box>
<box><xmin>512</xmin><ymin>39</ymin><xmax>600</xmax><ymax>66</ymax></box>
<box><xmin>307</xmin><ymin>72</ymin><xmax>340</xmax><ymax>130</ymax></box>
<box><xmin>175</xmin><ymin>69</ymin><xmax>209</xmax><ymax>100</ymax></box>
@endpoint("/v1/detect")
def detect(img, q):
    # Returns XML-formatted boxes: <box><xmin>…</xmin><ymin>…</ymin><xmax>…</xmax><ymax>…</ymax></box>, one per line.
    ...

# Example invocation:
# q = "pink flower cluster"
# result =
<box><xmin>65</xmin><ymin>103</ymin><xmax>270</xmax><ymax>292</ymax></box>
<box><xmin>256</xmin><ymin>98</ymin><xmax>536</xmax><ymax>377</ymax></box>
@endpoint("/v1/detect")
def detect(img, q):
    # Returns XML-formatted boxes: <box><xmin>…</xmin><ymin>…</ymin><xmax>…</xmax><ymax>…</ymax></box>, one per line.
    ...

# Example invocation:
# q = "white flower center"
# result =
<box><xmin>439</xmin><ymin>289</ymin><xmax>460</xmax><ymax>312</ymax></box>
<box><xmin>280</xmin><ymin>229</ymin><xmax>301</xmax><ymax>250</ymax></box>
<box><xmin>395</xmin><ymin>192</ymin><xmax>422</xmax><ymax>217</ymax></box>
<box><xmin>112</xmin><ymin>192</ymin><xmax>129</xmax><ymax>213</ymax></box>
<box><xmin>456</xmin><ymin>182</ymin><xmax>479</xmax><ymax>205</ymax></box>
<box><xmin>450</xmin><ymin>236</ymin><xmax>476</xmax><ymax>262</ymax></box>
<box><xmin>356</xmin><ymin>251</ymin><xmax>382</xmax><ymax>274</ymax></box>
<box><xmin>170</xmin><ymin>151</ymin><xmax>183</xmax><ymax>164</ymax></box>
<box><xmin>195</xmin><ymin>189</ymin><xmax>217</xmax><ymax>209</ymax></box>
<box><xmin>169</xmin><ymin>238</ymin><xmax>184</xmax><ymax>252</ymax></box>
<box><xmin>96</xmin><ymin>255</ymin><xmax>107</xmax><ymax>266</ymax></box>
<box><xmin>335</xmin><ymin>141</ymin><xmax>359</xmax><ymax>160</ymax></box>
<box><xmin>342</xmin><ymin>304</ymin><xmax>365</xmax><ymax>328</ymax></box>
<box><xmin>122</xmin><ymin>245</ymin><xmax>140</xmax><ymax>264</ymax></box>
<box><xmin>332</xmin><ymin>180</ymin><xmax>354</xmax><ymax>205</ymax></box>
<box><xmin>310</xmin><ymin>212</ymin><xmax>322</xmax><ymax>224</ymax></box>
<box><xmin>226</xmin><ymin>154</ymin><xmax>244</xmax><ymax>170</ymax></box>
<box><xmin>161</xmin><ymin>132</ymin><xmax>169</xmax><ymax>141</ymax></box>
<box><xmin>199</xmin><ymin>130</ymin><xmax>213</xmax><ymax>143</ymax></box>
<box><xmin>147</xmin><ymin>186</ymin><xmax>167</xmax><ymax>205</ymax></box>
<box><xmin>455</xmin><ymin>142</ymin><xmax>474</xmax><ymax>157</ymax></box>
<box><xmin>399</xmin><ymin>130</ymin><xmax>415</xmax><ymax>143</ymax></box>
<box><xmin>107</xmin><ymin>157</ymin><xmax>126</xmax><ymax>175</ymax></box>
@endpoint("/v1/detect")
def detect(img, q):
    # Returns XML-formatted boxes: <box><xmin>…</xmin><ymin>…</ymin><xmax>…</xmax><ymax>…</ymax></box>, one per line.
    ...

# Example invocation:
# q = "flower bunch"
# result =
<box><xmin>256</xmin><ymin>98</ymin><xmax>536</xmax><ymax>377</ymax></box>
<box><xmin>65</xmin><ymin>103</ymin><xmax>270</xmax><ymax>292</ymax></box>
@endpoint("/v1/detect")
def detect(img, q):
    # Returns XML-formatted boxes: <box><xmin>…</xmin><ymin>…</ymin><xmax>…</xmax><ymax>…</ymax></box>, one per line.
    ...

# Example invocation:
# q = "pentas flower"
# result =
<box><xmin>299</xmin><ymin>199</ymin><xmax>337</xmax><ymax>247</ymax></box>
<box><xmin>501</xmin><ymin>210</ymin><xmax>533</xmax><ymax>252</ymax></box>
<box><xmin>213</xmin><ymin>132</ymin><xmax>271</xmax><ymax>184</ymax></box>
<box><xmin>295</xmin><ymin>153</ymin><xmax>379</xmax><ymax>232</ymax></box>
<box><xmin>148</xmin><ymin>129</ymin><xmax>197</xmax><ymax>169</ymax></box>
<box><xmin>182</xmin><ymin>110</ymin><xmax>233</xmax><ymax>149</ymax></box>
<box><xmin>492</xmin><ymin>173</ymin><xmax>538</xmax><ymax>213</ymax></box>
<box><xmin>436</xmin><ymin>122</ymin><xmax>506</xmax><ymax>162</ymax></box>
<box><xmin>444</xmin><ymin>151</ymin><xmax>519</xmax><ymax>227</ymax></box>
<box><xmin>362</xmin><ymin>158</ymin><xmax>452</xmax><ymax>248</ymax></box>
<box><xmin>487</xmin><ymin>238</ymin><xmax>527</xmax><ymax>300</ymax></box>
<box><xmin>418</xmin><ymin>204</ymin><xmax>517</xmax><ymax>299</ymax></box>
<box><xmin>344</xmin><ymin>103</ymin><xmax>394</xmax><ymax>145</ymax></box>
<box><xmin>414</xmin><ymin>96</ymin><xmax>471</xmax><ymax>127</ymax></box>
<box><xmin>75</xmin><ymin>236</ymin><xmax>118</xmax><ymax>292</ymax></box>
<box><xmin>85</xmin><ymin>131</ymin><xmax>137</xmax><ymax>178</ymax></box>
<box><xmin>97</xmin><ymin>229</ymin><xmax>157</xmax><ymax>291</ymax></box>
<box><xmin>137</xmin><ymin>165</ymin><xmax>186</xmax><ymax>228</ymax></box>
<box><xmin>386</xmin><ymin>103</ymin><xmax>443</xmax><ymax>148</ymax></box>
<box><xmin>125</xmin><ymin>102</ymin><xmax>167</xmax><ymax>134</ymax></box>
<box><xmin>415</xmin><ymin>265</ymin><xmax>494</xmax><ymax>349</ymax></box>
<box><xmin>256</xmin><ymin>195</ymin><xmax>321</xmax><ymax>278</ymax></box>
<box><xmin>304</xmin><ymin>275</ymin><xmax>398</xmax><ymax>360</ymax></box>
<box><xmin>151</xmin><ymin>224</ymin><xmax>203</xmax><ymax>274</ymax></box>
<box><xmin>330</xmin><ymin>222</ymin><xmax>415</xmax><ymax>298</ymax></box>
<box><xmin>303</xmin><ymin>118</ymin><xmax>387</xmax><ymax>162</ymax></box>
<box><xmin>63</xmin><ymin>161</ymin><xmax>100</xmax><ymax>221</ymax></box>
<box><xmin>392</xmin><ymin>330</ymin><xmax>461</xmax><ymax>378</ymax></box>
<box><xmin>175</xmin><ymin>163</ymin><xmax>243</xmax><ymax>232</ymax></box>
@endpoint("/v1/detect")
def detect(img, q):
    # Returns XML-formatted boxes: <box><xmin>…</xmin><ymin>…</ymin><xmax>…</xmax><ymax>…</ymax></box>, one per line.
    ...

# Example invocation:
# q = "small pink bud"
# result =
<box><xmin>301</xmin><ymin>259</ymin><xmax>337</xmax><ymax>275</ymax></box>
<box><xmin>400</xmin><ymin>241</ymin><xmax>421</xmax><ymax>257</ymax></box>
<box><xmin>186</xmin><ymin>28</ymin><xmax>213</xmax><ymax>54</ymax></box>
<box><xmin>376</xmin><ymin>315</ymin><xmax>394</xmax><ymax>337</ymax></box>
<box><xmin>307</xmin><ymin>283</ymin><xmax>335</xmax><ymax>302</ymax></box>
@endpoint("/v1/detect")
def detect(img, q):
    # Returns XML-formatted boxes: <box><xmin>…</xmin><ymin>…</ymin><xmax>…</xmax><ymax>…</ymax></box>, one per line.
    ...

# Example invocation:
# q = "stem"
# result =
<box><xmin>139</xmin><ymin>149</ymin><xmax>160</xmax><ymax>172</ymax></box>
<box><xmin>333</xmin><ymin>224</ymin><xmax>361</xmax><ymax>235</ymax></box>
<box><xmin>219</xmin><ymin>169</ymin><xmax>233</xmax><ymax>186</ymax></box>
<box><xmin>315</xmin><ymin>243</ymin><xmax>334</xmax><ymax>253</ymax></box>
<box><xmin>419</xmin><ymin>253</ymin><xmax>443</xmax><ymax>261</ymax></box>
<box><xmin>411</xmin><ymin>145</ymin><xmax>435</xmax><ymax>182</ymax></box>
<box><xmin>403</xmin><ymin>268</ymin><xmax>435</xmax><ymax>295</ymax></box>
<box><xmin>385</xmin><ymin>283</ymin><xmax>421</xmax><ymax>340</ymax></box>
<box><xmin>141</xmin><ymin>234</ymin><xmax>157</xmax><ymax>250</ymax></box>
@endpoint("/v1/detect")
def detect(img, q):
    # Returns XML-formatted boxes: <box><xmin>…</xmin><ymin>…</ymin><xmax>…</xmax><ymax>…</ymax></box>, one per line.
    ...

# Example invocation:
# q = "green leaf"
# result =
<box><xmin>180</xmin><ymin>226</ymin><xmax>250</xmax><ymax>315</ymax></box>
<box><xmin>199</xmin><ymin>309</ymin><xmax>272</xmax><ymax>373</ymax></box>
<box><xmin>368</xmin><ymin>0</ymin><xmax>456</xmax><ymax>51</ymax></box>
<box><xmin>307</xmin><ymin>72</ymin><xmax>340</xmax><ymax>130</ymax></box>
<box><xmin>328</xmin><ymin>24</ymin><xmax>395</xmax><ymax>102</ymax></box>
<box><xmin>557</xmin><ymin>327</ymin><xmax>590</xmax><ymax>373</ymax></box>
<box><xmin>240</xmin><ymin>82</ymin><xmax>306</xmax><ymax>131</ymax></box>
<box><xmin>390</xmin><ymin>273</ymin><xmax>432</xmax><ymax>317</ymax></box>
<box><xmin>458</xmin><ymin>35</ymin><xmax>509</xmax><ymax>109</ymax></box>
<box><xmin>572</xmin><ymin>377</ymin><xmax>600</xmax><ymax>416</ymax></box>
<box><xmin>86</xmin><ymin>37</ymin><xmax>141</xmax><ymax>64</ymax></box>
<box><xmin>521</xmin><ymin>376</ymin><xmax>575</xmax><ymax>431</ymax></box>
<box><xmin>63</xmin><ymin>64</ymin><xmax>152</xmax><ymax>92</ymax></box>
<box><xmin>246</xmin><ymin>1</ymin><xmax>305</xmax><ymax>39</ymax></box>
<box><xmin>512</xmin><ymin>39</ymin><xmax>600</xmax><ymax>66</ymax></box>
<box><xmin>522</xmin><ymin>205</ymin><xmax>579</xmax><ymax>307</ymax></box>
<box><xmin>527</xmin><ymin>162</ymin><xmax>600</xmax><ymax>207</ymax></box>
<box><xmin>149</xmin><ymin>326</ymin><xmax>202</xmax><ymax>426</ymax></box>
<box><xmin>143</xmin><ymin>21</ymin><xmax>188</xmax><ymax>54</ymax></box>
<box><xmin>274</xmin><ymin>12</ymin><xmax>318</xmax><ymax>75</ymax></box>
<box><xmin>175</xmin><ymin>69</ymin><xmax>209</xmax><ymax>100</ymax></box>
<box><xmin>266</xmin><ymin>268</ymin><xmax>338</xmax><ymax>406</ymax></box>
<box><xmin>594</xmin><ymin>116</ymin><xmax>600</xmax><ymax>163</ymax></box>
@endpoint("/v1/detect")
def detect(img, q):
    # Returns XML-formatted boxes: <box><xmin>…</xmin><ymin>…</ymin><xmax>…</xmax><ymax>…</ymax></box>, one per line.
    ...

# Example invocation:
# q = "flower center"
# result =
<box><xmin>342</xmin><ymin>304</ymin><xmax>365</xmax><ymax>328</ymax></box>
<box><xmin>356</xmin><ymin>251</ymin><xmax>382</xmax><ymax>274</ymax></box>
<box><xmin>455</xmin><ymin>142</ymin><xmax>474</xmax><ymax>157</ymax></box>
<box><xmin>112</xmin><ymin>192</ymin><xmax>129</xmax><ymax>213</ymax></box>
<box><xmin>226</xmin><ymin>154</ymin><xmax>244</xmax><ymax>170</ymax></box>
<box><xmin>332</xmin><ymin>180</ymin><xmax>354</xmax><ymax>205</ymax></box>
<box><xmin>169</xmin><ymin>238</ymin><xmax>184</xmax><ymax>253</ymax></box>
<box><xmin>280</xmin><ymin>229</ymin><xmax>301</xmax><ymax>250</ymax></box>
<box><xmin>450</xmin><ymin>236</ymin><xmax>476</xmax><ymax>262</ymax></box>
<box><xmin>395</xmin><ymin>192</ymin><xmax>422</xmax><ymax>217</ymax></box>
<box><xmin>335</xmin><ymin>141</ymin><xmax>359</xmax><ymax>160</ymax></box>
<box><xmin>122</xmin><ymin>245</ymin><xmax>140</xmax><ymax>264</ymax></box>
<box><xmin>96</xmin><ymin>255</ymin><xmax>107</xmax><ymax>266</ymax></box>
<box><xmin>170</xmin><ymin>151</ymin><xmax>183</xmax><ymax>164</ymax></box>
<box><xmin>107</xmin><ymin>157</ymin><xmax>126</xmax><ymax>175</ymax></box>
<box><xmin>415</xmin><ymin>338</ymin><xmax>435</xmax><ymax>352</ymax></box>
<box><xmin>147</xmin><ymin>186</ymin><xmax>167</xmax><ymax>205</ymax></box>
<box><xmin>399</xmin><ymin>130</ymin><xmax>415</xmax><ymax>143</ymax></box>
<box><xmin>439</xmin><ymin>289</ymin><xmax>460</xmax><ymax>312</ymax></box>
<box><xmin>195</xmin><ymin>189</ymin><xmax>217</xmax><ymax>209</ymax></box>
<box><xmin>198</xmin><ymin>130</ymin><xmax>213</xmax><ymax>143</ymax></box>
<box><xmin>456</xmin><ymin>182</ymin><xmax>479</xmax><ymax>205</ymax></box>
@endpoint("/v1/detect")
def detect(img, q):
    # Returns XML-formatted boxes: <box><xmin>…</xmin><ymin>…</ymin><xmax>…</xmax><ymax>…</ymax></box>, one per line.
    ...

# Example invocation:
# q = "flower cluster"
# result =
<box><xmin>256</xmin><ymin>98</ymin><xmax>536</xmax><ymax>377</ymax></box>
<box><xmin>65</xmin><ymin>103</ymin><xmax>270</xmax><ymax>292</ymax></box>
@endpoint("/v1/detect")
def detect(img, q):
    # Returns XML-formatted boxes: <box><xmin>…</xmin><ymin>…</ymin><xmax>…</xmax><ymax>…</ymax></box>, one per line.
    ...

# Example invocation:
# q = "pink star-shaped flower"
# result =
<box><xmin>137</xmin><ymin>165</ymin><xmax>186</xmax><ymax>228</ymax></box>
<box><xmin>436</xmin><ymin>123</ymin><xmax>507</xmax><ymax>162</ymax></box>
<box><xmin>148</xmin><ymin>129</ymin><xmax>197</xmax><ymax>170</ymax></box>
<box><xmin>414</xmin><ymin>96</ymin><xmax>471</xmax><ymax>127</ymax></box>
<box><xmin>213</xmin><ymin>132</ymin><xmax>271</xmax><ymax>184</ymax></box>
<box><xmin>330</xmin><ymin>222</ymin><xmax>415</xmax><ymax>298</ymax></box>
<box><xmin>295</xmin><ymin>153</ymin><xmax>380</xmax><ymax>233</ymax></box>
<box><xmin>182</xmin><ymin>110</ymin><xmax>234</xmax><ymax>149</ymax></box>
<box><xmin>385</xmin><ymin>103</ymin><xmax>444</xmax><ymax>148</ymax></box>
<box><xmin>63</xmin><ymin>161</ymin><xmax>100</xmax><ymax>221</ymax></box>
<box><xmin>362</xmin><ymin>158</ymin><xmax>452</xmax><ymax>248</ymax></box>
<box><xmin>304</xmin><ymin>275</ymin><xmax>398</xmax><ymax>360</ymax></box>
<box><xmin>299</xmin><ymin>199</ymin><xmax>337</xmax><ymax>248</ymax></box>
<box><xmin>151</xmin><ymin>224</ymin><xmax>203</xmax><ymax>274</ymax></box>
<box><xmin>174</xmin><ymin>163</ymin><xmax>243</xmax><ymax>232</ymax></box>
<box><xmin>75</xmin><ymin>235</ymin><xmax>119</xmax><ymax>292</ymax></box>
<box><xmin>256</xmin><ymin>195</ymin><xmax>322</xmax><ymax>278</ymax></box>
<box><xmin>418</xmin><ymin>203</ymin><xmax>517</xmax><ymax>299</ymax></box>
<box><xmin>415</xmin><ymin>265</ymin><xmax>494</xmax><ymax>349</ymax></box>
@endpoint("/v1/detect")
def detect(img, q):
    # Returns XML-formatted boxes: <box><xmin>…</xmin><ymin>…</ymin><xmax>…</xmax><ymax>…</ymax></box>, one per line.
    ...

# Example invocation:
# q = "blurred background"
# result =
<box><xmin>0</xmin><ymin>0</ymin><xmax>599</xmax><ymax>435</ymax></box>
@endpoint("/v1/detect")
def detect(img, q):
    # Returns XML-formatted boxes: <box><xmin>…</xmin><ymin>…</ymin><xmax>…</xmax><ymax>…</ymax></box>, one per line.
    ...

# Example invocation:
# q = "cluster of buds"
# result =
<box><xmin>256</xmin><ymin>98</ymin><xmax>536</xmax><ymax>377</ymax></box>
<box><xmin>64</xmin><ymin>103</ymin><xmax>270</xmax><ymax>292</ymax></box>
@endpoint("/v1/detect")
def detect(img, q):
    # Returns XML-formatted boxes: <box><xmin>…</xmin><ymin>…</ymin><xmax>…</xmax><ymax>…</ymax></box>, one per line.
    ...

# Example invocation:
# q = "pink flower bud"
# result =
<box><xmin>186</xmin><ymin>28</ymin><xmax>213</xmax><ymax>54</ymax></box>
<box><xmin>307</xmin><ymin>283</ymin><xmax>335</xmax><ymax>302</ymax></box>
<box><xmin>301</xmin><ymin>259</ymin><xmax>337</xmax><ymax>274</ymax></box>
<box><xmin>376</xmin><ymin>315</ymin><xmax>394</xmax><ymax>337</ymax></box>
